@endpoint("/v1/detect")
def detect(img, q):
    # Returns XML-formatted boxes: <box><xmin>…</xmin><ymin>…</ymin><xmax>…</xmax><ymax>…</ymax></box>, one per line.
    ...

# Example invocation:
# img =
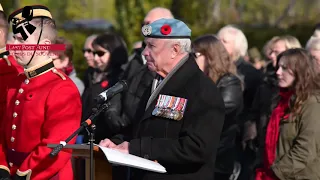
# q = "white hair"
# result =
<box><xmin>306</xmin><ymin>37</ymin><xmax>320</xmax><ymax>51</ymax></box>
<box><xmin>167</xmin><ymin>38</ymin><xmax>191</xmax><ymax>53</ymax></box>
<box><xmin>313</xmin><ymin>29</ymin><xmax>320</xmax><ymax>38</ymax></box>
<box><xmin>217</xmin><ymin>25</ymin><xmax>248</xmax><ymax>58</ymax></box>
<box><xmin>84</xmin><ymin>34</ymin><xmax>98</xmax><ymax>48</ymax></box>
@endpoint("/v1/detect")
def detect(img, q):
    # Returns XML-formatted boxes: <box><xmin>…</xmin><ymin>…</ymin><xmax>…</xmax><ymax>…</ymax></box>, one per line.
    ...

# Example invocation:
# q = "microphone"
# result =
<box><xmin>94</xmin><ymin>80</ymin><xmax>128</xmax><ymax>104</ymax></box>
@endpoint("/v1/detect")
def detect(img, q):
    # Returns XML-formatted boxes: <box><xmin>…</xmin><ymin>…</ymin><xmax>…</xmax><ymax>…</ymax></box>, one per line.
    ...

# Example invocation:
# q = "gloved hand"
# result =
<box><xmin>0</xmin><ymin>169</ymin><xmax>10</xmax><ymax>180</ymax></box>
<box><xmin>12</xmin><ymin>174</ymin><xmax>27</xmax><ymax>180</ymax></box>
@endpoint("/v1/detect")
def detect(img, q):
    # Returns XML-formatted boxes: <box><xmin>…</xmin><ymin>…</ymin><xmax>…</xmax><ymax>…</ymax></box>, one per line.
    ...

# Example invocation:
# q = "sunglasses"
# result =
<box><xmin>93</xmin><ymin>51</ymin><xmax>106</xmax><ymax>57</ymax></box>
<box><xmin>82</xmin><ymin>49</ymin><xmax>92</xmax><ymax>53</ymax></box>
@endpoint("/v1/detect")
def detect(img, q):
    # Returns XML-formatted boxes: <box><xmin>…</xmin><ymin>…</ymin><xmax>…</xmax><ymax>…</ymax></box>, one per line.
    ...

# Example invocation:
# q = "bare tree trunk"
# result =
<box><xmin>212</xmin><ymin>0</ymin><xmax>221</xmax><ymax>21</ymax></box>
<box><xmin>238</xmin><ymin>0</ymin><xmax>246</xmax><ymax>24</ymax></box>
<box><xmin>81</xmin><ymin>0</ymin><xmax>87</xmax><ymax>6</ymax></box>
<box><xmin>262</xmin><ymin>0</ymin><xmax>270</xmax><ymax>25</ymax></box>
<box><xmin>93</xmin><ymin>0</ymin><xmax>98</xmax><ymax>18</ymax></box>
<box><xmin>171</xmin><ymin>0</ymin><xmax>184</xmax><ymax>20</ymax></box>
<box><xmin>13</xmin><ymin>0</ymin><xmax>20</xmax><ymax>9</ymax></box>
<box><xmin>229</xmin><ymin>0</ymin><xmax>236</xmax><ymax>9</ymax></box>
<box><xmin>274</xmin><ymin>0</ymin><xmax>297</xmax><ymax>27</ymax></box>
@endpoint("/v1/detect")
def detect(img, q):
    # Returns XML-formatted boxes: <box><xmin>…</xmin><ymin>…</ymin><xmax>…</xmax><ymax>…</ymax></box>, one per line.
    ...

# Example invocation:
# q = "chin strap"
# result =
<box><xmin>25</xmin><ymin>18</ymin><xmax>44</xmax><ymax>68</ymax></box>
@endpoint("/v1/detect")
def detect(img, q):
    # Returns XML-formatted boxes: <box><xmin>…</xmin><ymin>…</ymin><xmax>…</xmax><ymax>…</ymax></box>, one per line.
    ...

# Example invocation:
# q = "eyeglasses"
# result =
<box><xmin>93</xmin><ymin>51</ymin><xmax>106</xmax><ymax>57</ymax></box>
<box><xmin>82</xmin><ymin>49</ymin><xmax>92</xmax><ymax>54</ymax></box>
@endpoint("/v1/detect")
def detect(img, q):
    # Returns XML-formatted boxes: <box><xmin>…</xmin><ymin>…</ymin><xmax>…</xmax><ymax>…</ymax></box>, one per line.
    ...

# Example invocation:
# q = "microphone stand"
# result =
<box><xmin>50</xmin><ymin>102</ymin><xmax>110</xmax><ymax>180</ymax></box>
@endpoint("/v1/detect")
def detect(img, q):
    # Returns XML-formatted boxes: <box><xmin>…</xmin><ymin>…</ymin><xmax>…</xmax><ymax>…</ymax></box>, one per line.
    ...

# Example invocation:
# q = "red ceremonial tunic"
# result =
<box><xmin>0</xmin><ymin>59</ymin><xmax>82</xmax><ymax>180</ymax></box>
<box><xmin>0</xmin><ymin>51</ymin><xmax>23</xmax><ymax>126</ymax></box>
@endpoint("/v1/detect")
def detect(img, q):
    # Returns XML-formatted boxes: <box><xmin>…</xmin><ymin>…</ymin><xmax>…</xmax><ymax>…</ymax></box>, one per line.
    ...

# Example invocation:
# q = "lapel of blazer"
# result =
<box><xmin>141</xmin><ymin>54</ymin><xmax>200</xmax><ymax>121</ymax></box>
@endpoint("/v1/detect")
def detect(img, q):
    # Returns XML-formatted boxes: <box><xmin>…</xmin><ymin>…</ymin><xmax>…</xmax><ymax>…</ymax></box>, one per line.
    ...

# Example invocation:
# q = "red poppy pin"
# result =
<box><xmin>101</xmin><ymin>80</ymin><xmax>109</xmax><ymax>88</ymax></box>
<box><xmin>160</xmin><ymin>24</ymin><xmax>171</xmax><ymax>35</ymax></box>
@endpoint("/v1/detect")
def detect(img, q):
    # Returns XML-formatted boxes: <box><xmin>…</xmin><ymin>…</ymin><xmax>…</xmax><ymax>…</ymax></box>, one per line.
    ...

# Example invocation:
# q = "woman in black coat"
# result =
<box><xmin>193</xmin><ymin>34</ymin><xmax>244</xmax><ymax>180</ymax></box>
<box><xmin>81</xmin><ymin>32</ymin><xmax>128</xmax><ymax>143</ymax></box>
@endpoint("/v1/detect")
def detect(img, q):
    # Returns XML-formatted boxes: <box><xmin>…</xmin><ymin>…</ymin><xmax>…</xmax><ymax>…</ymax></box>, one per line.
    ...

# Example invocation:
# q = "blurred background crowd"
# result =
<box><xmin>3</xmin><ymin>0</ymin><xmax>320</xmax><ymax>180</ymax></box>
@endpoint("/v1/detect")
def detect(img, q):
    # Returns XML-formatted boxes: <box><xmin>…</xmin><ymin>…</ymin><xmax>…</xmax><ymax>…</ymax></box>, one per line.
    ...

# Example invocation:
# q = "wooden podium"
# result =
<box><xmin>48</xmin><ymin>144</ymin><xmax>112</xmax><ymax>180</ymax></box>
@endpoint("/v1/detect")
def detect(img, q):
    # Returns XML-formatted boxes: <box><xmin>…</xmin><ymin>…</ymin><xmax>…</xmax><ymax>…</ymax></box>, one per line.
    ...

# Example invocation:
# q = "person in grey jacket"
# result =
<box><xmin>52</xmin><ymin>36</ymin><xmax>85</xmax><ymax>96</ymax></box>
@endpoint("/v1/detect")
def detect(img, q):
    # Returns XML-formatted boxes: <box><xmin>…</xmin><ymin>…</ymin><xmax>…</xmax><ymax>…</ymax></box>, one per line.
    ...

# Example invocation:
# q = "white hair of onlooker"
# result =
<box><xmin>84</xmin><ymin>34</ymin><xmax>98</xmax><ymax>48</ymax></box>
<box><xmin>305</xmin><ymin>37</ymin><xmax>320</xmax><ymax>68</ymax></box>
<box><xmin>217</xmin><ymin>25</ymin><xmax>248</xmax><ymax>61</ymax></box>
<box><xmin>306</xmin><ymin>36</ymin><xmax>320</xmax><ymax>51</ymax></box>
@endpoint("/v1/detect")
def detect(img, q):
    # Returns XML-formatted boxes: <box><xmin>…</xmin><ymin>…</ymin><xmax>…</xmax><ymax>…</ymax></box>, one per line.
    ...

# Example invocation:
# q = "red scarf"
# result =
<box><xmin>256</xmin><ymin>89</ymin><xmax>293</xmax><ymax>180</ymax></box>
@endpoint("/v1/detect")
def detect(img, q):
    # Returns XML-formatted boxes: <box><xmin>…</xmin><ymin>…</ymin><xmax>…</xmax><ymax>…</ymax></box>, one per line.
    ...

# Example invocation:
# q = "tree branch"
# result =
<box><xmin>274</xmin><ymin>0</ymin><xmax>297</xmax><ymax>27</ymax></box>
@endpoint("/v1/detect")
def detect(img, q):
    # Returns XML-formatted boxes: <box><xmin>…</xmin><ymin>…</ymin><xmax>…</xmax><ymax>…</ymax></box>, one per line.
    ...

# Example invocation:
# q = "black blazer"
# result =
<box><xmin>126</xmin><ymin>55</ymin><xmax>225</xmax><ymax>180</ymax></box>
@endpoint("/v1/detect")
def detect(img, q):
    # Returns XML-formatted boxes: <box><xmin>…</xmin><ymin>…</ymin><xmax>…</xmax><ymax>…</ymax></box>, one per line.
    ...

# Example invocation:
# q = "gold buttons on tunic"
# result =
<box><xmin>25</xmin><ymin>79</ymin><xmax>29</xmax><ymax>84</ymax></box>
<box><xmin>18</xmin><ymin>88</ymin><xmax>24</xmax><ymax>94</ymax></box>
<box><xmin>13</xmin><ymin>112</ymin><xmax>17</xmax><ymax>118</ymax></box>
<box><xmin>11</xmin><ymin>137</ymin><xmax>15</xmax><ymax>142</ymax></box>
<box><xmin>15</xmin><ymin>100</ymin><xmax>20</xmax><ymax>105</ymax></box>
<box><xmin>12</xmin><ymin>124</ymin><xmax>16</xmax><ymax>130</ymax></box>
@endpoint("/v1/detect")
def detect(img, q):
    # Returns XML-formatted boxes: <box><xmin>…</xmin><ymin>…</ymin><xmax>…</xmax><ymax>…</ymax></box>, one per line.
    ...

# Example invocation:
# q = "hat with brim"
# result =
<box><xmin>8</xmin><ymin>5</ymin><xmax>52</xmax><ymax>26</ymax></box>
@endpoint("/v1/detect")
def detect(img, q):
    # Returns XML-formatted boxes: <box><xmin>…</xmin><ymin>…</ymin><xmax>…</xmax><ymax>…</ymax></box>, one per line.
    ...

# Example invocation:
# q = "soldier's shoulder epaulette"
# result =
<box><xmin>1</xmin><ymin>55</ymin><xmax>11</xmax><ymax>66</ymax></box>
<box><xmin>51</xmin><ymin>68</ymin><xmax>66</xmax><ymax>80</ymax></box>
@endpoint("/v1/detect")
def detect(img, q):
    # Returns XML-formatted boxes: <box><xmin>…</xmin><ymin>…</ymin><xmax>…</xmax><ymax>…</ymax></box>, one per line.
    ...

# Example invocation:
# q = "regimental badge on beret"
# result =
<box><xmin>142</xmin><ymin>25</ymin><xmax>152</xmax><ymax>36</ymax></box>
<box><xmin>152</xmin><ymin>94</ymin><xmax>188</xmax><ymax>121</ymax></box>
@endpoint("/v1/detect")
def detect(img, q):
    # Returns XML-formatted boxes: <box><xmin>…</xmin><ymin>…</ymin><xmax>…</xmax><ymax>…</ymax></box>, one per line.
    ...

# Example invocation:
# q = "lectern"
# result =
<box><xmin>48</xmin><ymin>144</ymin><xmax>112</xmax><ymax>180</ymax></box>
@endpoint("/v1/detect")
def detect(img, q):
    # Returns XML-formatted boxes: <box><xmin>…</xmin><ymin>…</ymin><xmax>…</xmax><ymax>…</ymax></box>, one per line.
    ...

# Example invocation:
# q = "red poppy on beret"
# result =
<box><xmin>160</xmin><ymin>24</ymin><xmax>172</xmax><ymax>35</ymax></box>
<box><xmin>101</xmin><ymin>80</ymin><xmax>109</xmax><ymax>88</ymax></box>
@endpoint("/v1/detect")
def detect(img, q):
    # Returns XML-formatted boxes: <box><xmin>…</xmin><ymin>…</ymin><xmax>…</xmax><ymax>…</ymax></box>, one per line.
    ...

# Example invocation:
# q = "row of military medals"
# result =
<box><xmin>152</xmin><ymin>94</ymin><xmax>187</xmax><ymax>121</ymax></box>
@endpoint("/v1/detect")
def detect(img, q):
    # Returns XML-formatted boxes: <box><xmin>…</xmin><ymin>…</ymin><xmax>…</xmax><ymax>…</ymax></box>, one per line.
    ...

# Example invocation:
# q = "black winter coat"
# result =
<box><xmin>125</xmin><ymin>55</ymin><xmax>225</xmax><ymax>180</ymax></box>
<box><xmin>235</xmin><ymin>58</ymin><xmax>263</xmax><ymax>124</ymax></box>
<box><xmin>81</xmin><ymin>68</ymin><xmax>124</xmax><ymax>143</ymax></box>
<box><xmin>247</xmin><ymin>62</ymin><xmax>279</xmax><ymax>168</ymax></box>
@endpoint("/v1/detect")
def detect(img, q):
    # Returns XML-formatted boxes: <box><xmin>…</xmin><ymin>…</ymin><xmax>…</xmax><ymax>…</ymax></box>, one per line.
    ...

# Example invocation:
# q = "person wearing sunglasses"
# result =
<box><xmin>83</xmin><ymin>34</ymin><xmax>97</xmax><ymax>68</ymax></box>
<box><xmin>82</xmin><ymin>34</ymin><xmax>98</xmax><ymax>90</ymax></box>
<box><xmin>80</xmin><ymin>32</ymin><xmax>128</xmax><ymax>144</ymax></box>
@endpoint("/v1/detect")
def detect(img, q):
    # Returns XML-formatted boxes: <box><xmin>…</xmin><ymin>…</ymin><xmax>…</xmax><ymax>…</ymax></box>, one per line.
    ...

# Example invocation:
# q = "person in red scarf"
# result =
<box><xmin>256</xmin><ymin>48</ymin><xmax>320</xmax><ymax>180</ymax></box>
<box><xmin>52</xmin><ymin>36</ymin><xmax>85</xmax><ymax>96</ymax></box>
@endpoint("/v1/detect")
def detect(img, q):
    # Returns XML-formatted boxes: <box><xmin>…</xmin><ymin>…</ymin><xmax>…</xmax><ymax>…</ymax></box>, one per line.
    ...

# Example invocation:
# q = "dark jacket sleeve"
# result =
<box><xmin>215</xmin><ymin>75</ymin><xmax>243</xmax><ymax>172</ymax></box>
<box><xmin>103</xmin><ymin>93</ymin><xmax>130</xmax><ymax>134</ymax></box>
<box><xmin>217</xmin><ymin>75</ymin><xmax>243</xmax><ymax>115</ymax></box>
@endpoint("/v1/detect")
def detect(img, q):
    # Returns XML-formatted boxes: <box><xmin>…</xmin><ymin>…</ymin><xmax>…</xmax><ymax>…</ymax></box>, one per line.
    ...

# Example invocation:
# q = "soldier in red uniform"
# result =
<box><xmin>0</xmin><ymin>3</ymin><xmax>23</xmax><ymax>127</ymax></box>
<box><xmin>0</xmin><ymin>5</ymin><xmax>82</xmax><ymax>180</ymax></box>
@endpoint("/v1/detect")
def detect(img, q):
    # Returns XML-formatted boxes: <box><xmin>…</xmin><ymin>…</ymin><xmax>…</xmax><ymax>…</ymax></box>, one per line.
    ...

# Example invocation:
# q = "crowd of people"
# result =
<box><xmin>1</xmin><ymin>3</ymin><xmax>320</xmax><ymax>180</ymax></box>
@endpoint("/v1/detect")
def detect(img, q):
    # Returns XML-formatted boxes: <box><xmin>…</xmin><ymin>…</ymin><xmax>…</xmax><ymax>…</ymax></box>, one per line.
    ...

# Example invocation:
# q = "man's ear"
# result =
<box><xmin>41</xmin><ymin>38</ymin><xmax>52</xmax><ymax>45</ymax></box>
<box><xmin>171</xmin><ymin>44</ymin><xmax>180</xmax><ymax>58</ymax></box>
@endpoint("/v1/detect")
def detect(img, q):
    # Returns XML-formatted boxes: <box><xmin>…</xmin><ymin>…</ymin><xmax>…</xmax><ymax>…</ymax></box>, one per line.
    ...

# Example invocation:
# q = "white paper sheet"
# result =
<box><xmin>97</xmin><ymin>145</ymin><xmax>167</xmax><ymax>173</ymax></box>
